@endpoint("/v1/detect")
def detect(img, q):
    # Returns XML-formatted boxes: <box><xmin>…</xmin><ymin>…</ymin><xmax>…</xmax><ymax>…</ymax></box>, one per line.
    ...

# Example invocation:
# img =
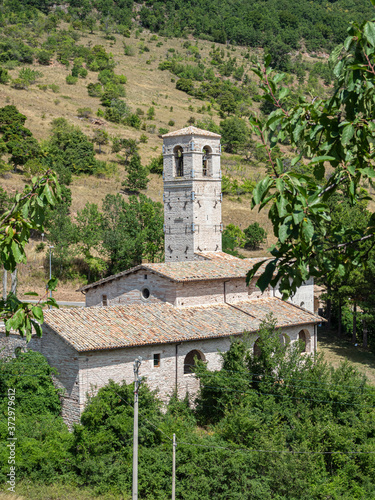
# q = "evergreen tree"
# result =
<box><xmin>122</xmin><ymin>152</ymin><xmax>149</xmax><ymax>193</ymax></box>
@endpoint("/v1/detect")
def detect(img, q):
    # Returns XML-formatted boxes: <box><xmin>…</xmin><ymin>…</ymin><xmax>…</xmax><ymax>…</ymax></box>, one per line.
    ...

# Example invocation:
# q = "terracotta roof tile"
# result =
<box><xmin>78</xmin><ymin>258</ymin><xmax>271</xmax><ymax>292</ymax></box>
<box><xmin>162</xmin><ymin>126</ymin><xmax>221</xmax><ymax>138</ymax></box>
<box><xmin>43</xmin><ymin>297</ymin><xmax>322</xmax><ymax>352</ymax></box>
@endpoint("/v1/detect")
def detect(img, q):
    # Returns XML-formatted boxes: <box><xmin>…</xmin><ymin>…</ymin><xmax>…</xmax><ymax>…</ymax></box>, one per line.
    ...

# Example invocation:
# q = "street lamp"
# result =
<box><xmin>48</xmin><ymin>246</ymin><xmax>54</xmax><ymax>309</ymax></box>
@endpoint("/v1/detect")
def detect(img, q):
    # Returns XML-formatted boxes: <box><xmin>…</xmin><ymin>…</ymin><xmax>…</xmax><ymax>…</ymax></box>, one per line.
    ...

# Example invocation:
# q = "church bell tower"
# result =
<box><xmin>162</xmin><ymin>126</ymin><xmax>222</xmax><ymax>261</ymax></box>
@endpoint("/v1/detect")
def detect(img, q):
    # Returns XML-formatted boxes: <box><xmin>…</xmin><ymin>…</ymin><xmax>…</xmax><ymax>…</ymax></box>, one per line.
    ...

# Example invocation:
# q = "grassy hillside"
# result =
<box><xmin>0</xmin><ymin>25</ymin><xmax>284</xmax><ymax>298</ymax></box>
<box><xmin>0</xmin><ymin>13</ymin><xmax>357</xmax><ymax>299</ymax></box>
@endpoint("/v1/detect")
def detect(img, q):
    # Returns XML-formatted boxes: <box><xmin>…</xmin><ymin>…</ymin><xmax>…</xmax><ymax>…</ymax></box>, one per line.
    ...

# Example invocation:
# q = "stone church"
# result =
<box><xmin>1</xmin><ymin>127</ymin><xmax>321</xmax><ymax>427</ymax></box>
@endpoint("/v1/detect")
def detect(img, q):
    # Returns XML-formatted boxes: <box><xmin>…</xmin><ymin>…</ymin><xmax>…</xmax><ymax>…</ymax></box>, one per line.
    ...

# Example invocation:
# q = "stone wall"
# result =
<box><xmin>85</xmin><ymin>269</ymin><xmax>177</xmax><ymax>307</ymax></box>
<box><xmin>39</xmin><ymin>326</ymin><xmax>81</xmax><ymax>429</ymax></box>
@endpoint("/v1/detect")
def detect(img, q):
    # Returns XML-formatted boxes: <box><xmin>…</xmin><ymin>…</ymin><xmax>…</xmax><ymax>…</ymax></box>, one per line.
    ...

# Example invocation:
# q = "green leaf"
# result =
<box><xmin>341</xmin><ymin>124</ymin><xmax>355</xmax><ymax>146</ymax></box>
<box><xmin>302</xmin><ymin>219</ymin><xmax>314</xmax><ymax>241</ymax></box>
<box><xmin>24</xmin><ymin>292</ymin><xmax>39</xmax><ymax>296</ymax></box>
<box><xmin>31</xmin><ymin>305</ymin><xmax>44</xmax><ymax>323</ymax></box>
<box><xmin>246</xmin><ymin>260</ymin><xmax>268</xmax><ymax>285</ymax></box>
<box><xmin>310</xmin><ymin>156</ymin><xmax>335</xmax><ymax>164</ymax></box>
<box><xmin>313</xmin><ymin>163</ymin><xmax>325</xmax><ymax>180</ymax></box>
<box><xmin>278</xmin><ymin>87</ymin><xmax>288</xmax><ymax>100</ymax></box>
<box><xmin>256</xmin><ymin>260</ymin><xmax>277</xmax><ymax>292</ymax></box>
<box><xmin>364</xmin><ymin>21</ymin><xmax>375</xmax><ymax>47</ymax></box>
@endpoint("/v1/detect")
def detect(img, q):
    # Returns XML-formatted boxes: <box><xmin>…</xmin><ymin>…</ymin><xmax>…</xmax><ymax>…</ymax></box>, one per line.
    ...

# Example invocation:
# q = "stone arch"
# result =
<box><xmin>184</xmin><ymin>349</ymin><xmax>205</xmax><ymax>374</ymax></box>
<box><xmin>298</xmin><ymin>329</ymin><xmax>311</xmax><ymax>353</ymax></box>
<box><xmin>202</xmin><ymin>145</ymin><xmax>212</xmax><ymax>177</ymax></box>
<box><xmin>174</xmin><ymin>145</ymin><xmax>184</xmax><ymax>177</ymax></box>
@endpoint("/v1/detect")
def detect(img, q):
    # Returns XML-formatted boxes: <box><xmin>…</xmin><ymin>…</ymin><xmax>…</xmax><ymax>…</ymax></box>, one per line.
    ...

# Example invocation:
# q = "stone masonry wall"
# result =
<box><xmin>85</xmin><ymin>270</ymin><xmax>177</xmax><ymax>307</ymax></box>
<box><xmin>39</xmin><ymin>325</ymin><xmax>81</xmax><ymax>429</ymax></box>
<box><xmin>174</xmin><ymin>278</ymin><xmax>248</xmax><ymax>307</ymax></box>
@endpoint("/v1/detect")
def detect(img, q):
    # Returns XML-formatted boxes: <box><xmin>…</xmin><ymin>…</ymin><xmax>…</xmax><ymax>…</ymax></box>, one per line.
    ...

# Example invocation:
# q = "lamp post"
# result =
<box><xmin>48</xmin><ymin>246</ymin><xmax>54</xmax><ymax>308</ymax></box>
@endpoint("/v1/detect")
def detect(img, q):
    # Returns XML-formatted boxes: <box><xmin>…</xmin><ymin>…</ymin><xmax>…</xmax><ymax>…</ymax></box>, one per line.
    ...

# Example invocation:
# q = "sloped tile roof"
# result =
<box><xmin>195</xmin><ymin>251</ymin><xmax>245</xmax><ymax>261</ymax></box>
<box><xmin>43</xmin><ymin>297</ymin><xmax>322</xmax><ymax>352</ymax></box>
<box><xmin>78</xmin><ymin>258</ymin><xmax>271</xmax><ymax>292</ymax></box>
<box><xmin>162</xmin><ymin>126</ymin><xmax>221</xmax><ymax>138</ymax></box>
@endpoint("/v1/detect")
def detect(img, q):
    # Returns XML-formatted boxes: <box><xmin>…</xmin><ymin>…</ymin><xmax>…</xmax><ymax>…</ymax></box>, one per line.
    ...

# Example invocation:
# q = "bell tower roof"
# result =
<box><xmin>162</xmin><ymin>126</ymin><xmax>221</xmax><ymax>138</ymax></box>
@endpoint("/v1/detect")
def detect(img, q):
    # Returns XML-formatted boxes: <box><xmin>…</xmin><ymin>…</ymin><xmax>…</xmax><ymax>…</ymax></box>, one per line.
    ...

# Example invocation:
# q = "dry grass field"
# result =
<box><xmin>318</xmin><ymin>329</ymin><xmax>375</xmax><ymax>386</ymax></box>
<box><xmin>0</xmin><ymin>27</ymin><xmax>279</xmax><ymax>298</ymax></box>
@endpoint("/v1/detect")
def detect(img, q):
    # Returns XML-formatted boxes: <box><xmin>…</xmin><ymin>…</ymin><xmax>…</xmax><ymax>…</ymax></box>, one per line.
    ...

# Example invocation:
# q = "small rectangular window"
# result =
<box><xmin>153</xmin><ymin>353</ymin><xmax>160</xmax><ymax>367</ymax></box>
<box><xmin>102</xmin><ymin>294</ymin><xmax>108</xmax><ymax>306</ymax></box>
<box><xmin>144</xmin><ymin>274</ymin><xmax>148</xmax><ymax>280</ymax></box>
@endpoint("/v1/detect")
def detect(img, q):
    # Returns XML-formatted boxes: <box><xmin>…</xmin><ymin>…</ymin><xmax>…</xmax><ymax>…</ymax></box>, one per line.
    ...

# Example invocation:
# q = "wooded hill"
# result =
<box><xmin>0</xmin><ymin>0</ymin><xmax>373</xmax><ymax>301</ymax></box>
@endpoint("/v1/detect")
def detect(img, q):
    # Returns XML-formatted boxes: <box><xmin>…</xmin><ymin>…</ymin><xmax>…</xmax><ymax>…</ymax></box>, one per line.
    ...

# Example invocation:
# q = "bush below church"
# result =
<box><xmin>1</xmin><ymin>319</ymin><xmax>375</xmax><ymax>499</ymax></box>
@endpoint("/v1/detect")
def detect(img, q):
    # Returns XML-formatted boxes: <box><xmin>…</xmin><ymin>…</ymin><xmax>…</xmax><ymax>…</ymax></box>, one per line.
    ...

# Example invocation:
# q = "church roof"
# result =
<box><xmin>78</xmin><ymin>258</ymin><xmax>271</xmax><ymax>292</ymax></box>
<box><xmin>43</xmin><ymin>297</ymin><xmax>322</xmax><ymax>352</ymax></box>
<box><xmin>162</xmin><ymin>126</ymin><xmax>221</xmax><ymax>138</ymax></box>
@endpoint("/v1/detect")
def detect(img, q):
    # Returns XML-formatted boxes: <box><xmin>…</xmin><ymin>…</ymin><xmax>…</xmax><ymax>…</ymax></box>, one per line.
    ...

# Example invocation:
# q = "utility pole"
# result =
<box><xmin>48</xmin><ymin>246</ymin><xmax>54</xmax><ymax>309</ymax></box>
<box><xmin>172</xmin><ymin>433</ymin><xmax>176</xmax><ymax>500</ymax></box>
<box><xmin>133</xmin><ymin>357</ymin><xmax>142</xmax><ymax>500</ymax></box>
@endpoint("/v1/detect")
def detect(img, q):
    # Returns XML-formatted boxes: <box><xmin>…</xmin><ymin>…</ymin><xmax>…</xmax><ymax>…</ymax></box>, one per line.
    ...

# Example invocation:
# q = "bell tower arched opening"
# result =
<box><xmin>202</xmin><ymin>145</ymin><xmax>212</xmax><ymax>177</ymax></box>
<box><xmin>174</xmin><ymin>146</ymin><xmax>184</xmax><ymax>177</ymax></box>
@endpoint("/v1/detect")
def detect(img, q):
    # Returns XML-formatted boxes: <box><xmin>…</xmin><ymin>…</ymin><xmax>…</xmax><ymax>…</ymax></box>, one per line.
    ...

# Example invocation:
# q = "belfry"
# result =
<box><xmin>162</xmin><ymin>126</ymin><xmax>222</xmax><ymax>261</ymax></box>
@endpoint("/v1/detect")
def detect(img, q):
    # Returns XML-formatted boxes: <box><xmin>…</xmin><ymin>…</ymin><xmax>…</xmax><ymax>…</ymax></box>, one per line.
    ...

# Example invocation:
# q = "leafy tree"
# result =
<box><xmin>112</xmin><ymin>137</ymin><xmax>138</xmax><ymax>165</ymax></box>
<box><xmin>148</xmin><ymin>154</ymin><xmax>163</xmax><ymax>175</ymax></box>
<box><xmin>222</xmin><ymin>224</ymin><xmax>245</xmax><ymax>257</ymax></box>
<box><xmin>244</xmin><ymin>222</ymin><xmax>267</xmax><ymax>250</ymax></box>
<box><xmin>45</xmin><ymin>118</ymin><xmax>105</xmax><ymax>177</ymax></box>
<box><xmin>92</xmin><ymin>128</ymin><xmax>109</xmax><ymax>153</ymax></box>
<box><xmin>0</xmin><ymin>351</ymin><xmax>72</xmax><ymax>484</ymax></box>
<box><xmin>102</xmin><ymin>193</ymin><xmax>164</xmax><ymax>273</ymax></box>
<box><xmin>75</xmin><ymin>202</ymin><xmax>106</xmax><ymax>281</ymax></box>
<box><xmin>44</xmin><ymin>186</ymin><xmax>77</xmax><ymax>278</ymax></box>
<box><xmin>122</xmin><ymin>152</ymin><xmax>149</xmax><ymax>193</ymax></box>
<box><xmin>220</xmin><ymin>116</ymin><xmax>248</xmax><ymax>153</ymax></box>
<box><xmin>248</xmin><ymin>15</ymin><xmax>375</xmax><ymax>299</ymax></box>
<box><xmin>0</xmin><ymin>172</ymin><xmax>60</xmax><ymax>339</ymax></box>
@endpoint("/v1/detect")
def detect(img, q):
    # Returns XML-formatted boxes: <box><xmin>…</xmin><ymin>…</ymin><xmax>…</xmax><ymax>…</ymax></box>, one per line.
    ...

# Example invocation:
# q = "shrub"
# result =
<box><xmin>168</xmin><ymin>120</ymin><xmax>175</xmax><ymax>127</ymax></box>
<box><xmin>158</xmin><ymin>127</ymin><xmax>169</xmax><ymax>135</ymax></box>
<box><xmin>147</xmin><ymin>106</ymin><xmax>155</xmax><ymax>120</ymax></box>
<box><xmin>0</xmin><ymin>67</ymin><xmax>11</xmax><ymax>84</ymax></box>
<box><xmin>36</xmin><ymin>242</ymin><xmax>46</xmax><ymax>253</ymax></box>
<box><xmin>66</xmin><ymin>75</ymin><xmax>78</xmax><ymax>85</ymax></box>
<box><xmin>123</xmin><ymin>43</ymin><xmax>135</xmax><ymax>56</ymax></box>
<box><xmin>77</xmin><ymin>107</ymin><xmax>92</xmax><ymax>119</ymax></box>
<box><xmin>139</xmin><ymin>133</ymin><xmax>148</xmax><ymax>143</ymax></box>
<box><xmin>78</xmin><ymin>67</ymin><xmax>88</xmax><ymax>78</ymax></box>
<box><xmin>244</xmin><ymin>222</ymin><xmax>267</xmax><ymax>250</ymax></box>
<box><xmin>48</xmin><ymin>83</ymin><xmax>60</xmax><ymax>93</ymax></box>
<box><xmin>176</xmin><ymin>77</ymin><xmax>194</xmax><ymax>93</ymax></box>
<box><xmin>148</xmin><ymin>154</ymin><xmax>163</xmax><ymax>175</ymax></box>
<box><xmin>38</xmin><ymin>50</ymin><xmax>52</xmax><ymax>65</ymax></box>
<box><xmin>87</xmin><ymin>82</ymin><xmax>102</xmax><ymax>97</ymax></box>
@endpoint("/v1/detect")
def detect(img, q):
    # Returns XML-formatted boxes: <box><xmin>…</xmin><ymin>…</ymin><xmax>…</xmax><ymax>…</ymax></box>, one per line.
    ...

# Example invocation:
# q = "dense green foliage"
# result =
<box><xmin>139</xmin><ymin>0</ymin><xmax>374</xmax><ymax>53</ymax></box>
<box><xmin>248</xmin><ymin>13</ymin><xmax>375</xmax><ymax>308</ymax></box>
<box><xmin>2</xmin><ymin>321</ymin><xmax>375</xmax><ymax>498</ymax></box>
<box><xmin>44</xmin><ymin>191</ymin><xmax>164</xmax><ymax>280</ymax></box>
<box><xmin>244</xmin><ymin>222</ymin><xmax>267</xmax><ymax>250</ymax></box>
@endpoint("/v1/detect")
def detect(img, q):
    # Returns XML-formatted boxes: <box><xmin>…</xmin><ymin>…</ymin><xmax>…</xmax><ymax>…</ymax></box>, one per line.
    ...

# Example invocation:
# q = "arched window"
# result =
<box><xmin>298</xmin><ymin>330</ymin><xmax>311</xmax><ymax>353</ymax></box>
<box><xmin>202</xmin><ymin>145</ymin><xmax>212</xmax><ymax>176</ymax></box>
<box><xmin>184</xmin><ymin>349</ymin><xmax>205</xmax><ymax>374</ymax></box>
<box><xmin>174</xmin><ymin>146</ymin><xmax>184</xmax><ymax>177</ymax></box>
